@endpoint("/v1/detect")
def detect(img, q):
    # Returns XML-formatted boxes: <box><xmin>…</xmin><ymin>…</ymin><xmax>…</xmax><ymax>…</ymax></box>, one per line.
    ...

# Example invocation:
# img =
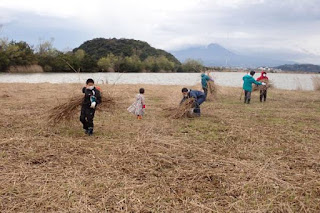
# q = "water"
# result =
<box><xmin>0</xmin><ymin>72</ymin><xmax>318</xmax><ymax>91</ymax></box>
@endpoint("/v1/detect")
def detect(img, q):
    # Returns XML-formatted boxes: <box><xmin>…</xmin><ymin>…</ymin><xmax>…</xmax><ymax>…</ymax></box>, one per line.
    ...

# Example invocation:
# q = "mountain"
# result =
<box><xmin>171</xmin><ymin>43</ymin><xmax>294</xmax><ymax>68</ymax></box>
<box><xmin>73</xmin><ymin>38</ymin><xmax>180</xmax><ymax>65</ymax></box>
<box><xmin>275</xmin><ymin>64</ymin><xmax>320</xmax><ymax>73</ymax></box>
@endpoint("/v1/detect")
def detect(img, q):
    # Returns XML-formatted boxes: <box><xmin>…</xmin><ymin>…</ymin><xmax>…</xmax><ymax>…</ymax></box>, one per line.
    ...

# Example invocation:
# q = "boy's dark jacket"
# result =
<box><xmin>82</xmin><ymin>87</ymin><xmax>102</xmax><ymax>108</ymax></box>
<box><xmin>180</xmin><ymin>90</ymin><xmax>205</xmax><ymax>104</ymax></box>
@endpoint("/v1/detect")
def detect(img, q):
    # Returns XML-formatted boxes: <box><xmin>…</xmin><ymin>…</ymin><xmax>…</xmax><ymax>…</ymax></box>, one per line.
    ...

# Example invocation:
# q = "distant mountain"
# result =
<box><xmin>73</xmin><ymin>38</ymin><xmax>180</xmax><ymax>65</ymax></box>
<box><xmin>275</xmin><ymin>64</ymin><xmax>320</xmax><ymax>73</ymax></box>
<box><xmin>171</xmin><ymin>43</ymin><xmax>294</xmax><ymax>68</ymax></box>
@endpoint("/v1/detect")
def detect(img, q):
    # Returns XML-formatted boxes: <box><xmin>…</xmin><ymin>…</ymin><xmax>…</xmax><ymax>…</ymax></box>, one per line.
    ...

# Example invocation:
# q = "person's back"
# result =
<box><xmin>190</xmin><ymin>90</ymin><xmax>206</xmax><ymax>99</ymax></box>
<box><xmin>127</xmin><ymin>88</ymin><xmax>146</xmax><ymax>119</ymax></box>
<box><xmin>243</xmin><ymin>74</ymin><xmax>257</xmax><ymax>92</ymax></box>
<box><xmin>201</xmin><ymin>73</ymin><xmax>212</xmax><ymax>95</ymax></box>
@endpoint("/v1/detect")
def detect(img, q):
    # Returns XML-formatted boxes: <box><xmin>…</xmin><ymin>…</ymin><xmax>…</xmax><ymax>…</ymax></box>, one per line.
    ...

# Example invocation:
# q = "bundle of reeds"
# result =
<box><xmin>170</xmin><ymin>98</ymin><xmax>196</xmax><ymax>119</ymax></box>
<box><xmin>206</xmin><ymin>81</ymin><xmax>217</xmax><ymax>101</ymax></box>
<box><xmin>48</xmin><ymin>94</ymin><xmax>115</xmax><ymax>124</ymax></box>
<box><xmin>253</xmin><ymin>79</ymin><xmax>273</xmax><ymax>92</ymax></box>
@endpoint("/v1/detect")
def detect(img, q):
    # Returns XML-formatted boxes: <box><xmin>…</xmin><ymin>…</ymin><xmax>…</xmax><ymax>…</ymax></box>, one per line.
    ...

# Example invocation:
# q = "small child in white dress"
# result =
<box><xmin>127</xmin><ymin>88</ymin><xmax>145</xmax><ymax>120</ymax></box>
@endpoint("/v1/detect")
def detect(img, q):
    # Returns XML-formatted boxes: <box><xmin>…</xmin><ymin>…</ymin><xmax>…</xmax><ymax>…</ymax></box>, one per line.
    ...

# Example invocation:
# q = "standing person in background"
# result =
<box><xmin>242</xmin><ymin>71</ymin><xmax>266</xmax><ymax>104</ymax></box>
<box><xmin>80</xmin><ymin>79</ymin><xmax>102</xmax><ymax>136</ymax></box>
<box><xmin>201</xmin><ymin>73</ymin><xmax>214</xmax><ymax>96</ymax></box>
<box><xmin>256</xmin><ymin>71</ymin><xmax>269</xmax><ymax>102</ymax></box>
<box><xmin>127</xmin><ymin>88</ymin><xmax>146</xmax><ymax>120</ymax></box>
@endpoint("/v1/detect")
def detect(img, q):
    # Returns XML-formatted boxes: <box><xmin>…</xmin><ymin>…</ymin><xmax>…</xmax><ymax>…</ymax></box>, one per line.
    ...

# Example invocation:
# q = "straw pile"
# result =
<box><xmin>206</xmin><ymin>81</ymin><xmax>217</xmax><ymax>101</ymax></box>
<box><xmin>48</xmin><ymin>94</ymin><xmax>115</xmax><ymax>124</ymax></box>
<box><xmin>312</xmin><ymin>76</ymin><xmax>320</xmax><ymax>91</ymax></box>
<box><xmin>168</xmin><ymin>98</ymin><xmax>196</xmax><ymax>119</ymax></box>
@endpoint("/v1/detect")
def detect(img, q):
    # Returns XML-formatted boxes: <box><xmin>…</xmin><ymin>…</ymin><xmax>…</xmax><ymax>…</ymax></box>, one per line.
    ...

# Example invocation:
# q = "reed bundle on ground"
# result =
<box><xmin>169</xmin><ymin>98</ymin><xmax>196</xmax><ymax>119</ymax></box>
<box><xmin>48</xmin><ymin>94</ymin><xmax>115</xmax><ymax>124</ymax></box>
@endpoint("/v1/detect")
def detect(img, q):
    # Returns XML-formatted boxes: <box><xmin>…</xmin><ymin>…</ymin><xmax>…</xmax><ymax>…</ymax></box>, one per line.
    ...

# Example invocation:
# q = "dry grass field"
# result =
<box><xmin>0</xmin><ymin>83</ymin><xmax>320</xmax><ymax>212</ymax></box>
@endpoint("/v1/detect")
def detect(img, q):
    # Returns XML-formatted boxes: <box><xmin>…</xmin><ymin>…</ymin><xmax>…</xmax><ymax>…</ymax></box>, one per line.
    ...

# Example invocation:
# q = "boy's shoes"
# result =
<box><xmin>137</xmin><ymin>115</ymin><xmax>142</xmax><ymax>120</ymax></box>
<box><xmin>84</xmin><ymin>129</ymin><xmax>89</xmax><ymax>134</ymax></box>
<box><xmin>87</xmin><ymin>127</ymin><xmax>93</xmax><ymax>136</ymax></box>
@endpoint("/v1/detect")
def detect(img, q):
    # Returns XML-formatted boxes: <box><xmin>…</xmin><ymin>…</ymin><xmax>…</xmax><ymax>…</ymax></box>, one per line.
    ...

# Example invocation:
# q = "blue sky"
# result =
<box><xmin>1</xmin><ymin>0</ymin><xmax>320</xmax><ymax>64</ymax></box>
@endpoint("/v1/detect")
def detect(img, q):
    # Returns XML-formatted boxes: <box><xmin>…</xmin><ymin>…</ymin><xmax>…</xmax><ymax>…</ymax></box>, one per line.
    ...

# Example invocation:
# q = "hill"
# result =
<box><xmin>73</xmin><ymin>38</ymin><xmax>181</xmax><ymax>66</ymax></box>
<box><xmin>171</xmin><ymin>43</ymin><xmax>294</xmax><ymax>68</ymax></box>
<box><xmin>275</xmin><ymin>64</ymin><xmax>320</xmax><ymax>73</ymax></box>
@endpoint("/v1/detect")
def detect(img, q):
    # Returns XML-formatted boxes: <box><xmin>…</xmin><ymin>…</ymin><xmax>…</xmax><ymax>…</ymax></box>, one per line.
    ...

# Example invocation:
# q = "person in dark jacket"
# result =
<box><xmin>242</xmin><ymin>71</ymin><xmax>265</xmax><ymax>104</ymax></box>
<box><xmin>181</xmin><ymin>88</ymin><xmax>206</xmax><ymax>116</ymax></box>
<box><xmin>80</xmin><ymin>79</ymin><xmax>101</xmax><ymax>136</ymax></box>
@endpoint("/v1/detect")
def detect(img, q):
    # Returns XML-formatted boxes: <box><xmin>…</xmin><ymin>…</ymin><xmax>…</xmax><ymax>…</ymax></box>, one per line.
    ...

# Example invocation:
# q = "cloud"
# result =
<box><xmin>0</xmin><ymin>0</ymin><xmax>320</xmax><ymax>63</ymax></box>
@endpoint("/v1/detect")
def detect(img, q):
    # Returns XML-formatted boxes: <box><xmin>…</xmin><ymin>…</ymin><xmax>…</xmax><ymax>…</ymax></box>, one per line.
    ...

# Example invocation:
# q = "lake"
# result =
<box><xmin>0</xmin><ymin>72</ymin><xmax>319</xmax><ymax>91</ymax></box>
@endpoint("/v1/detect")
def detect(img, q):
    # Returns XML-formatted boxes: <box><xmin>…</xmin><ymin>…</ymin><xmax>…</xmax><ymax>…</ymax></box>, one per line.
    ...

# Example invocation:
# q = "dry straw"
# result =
<box><xmin>165</xmin><ymin>98</ymin><xmax>196</xmax><ymax>119</ymax></box>
<box><xmin>312</xmin><ymin>76</ymin><xmax>320</xmax><ymax>91</ymax></box>
<box><xmin>48</xmin><ymin>94</ymin><xmax>115</xmax><ymax>124</ymax></box>
<box><xmin>206</xmin><ymin>81</ymin><xmax>217</xmax><ymax>101</ymax></box>
<box><xmin>253</xmin><ymin>79</ymin><xmax>273</xmax><ymax>92</ymax></box>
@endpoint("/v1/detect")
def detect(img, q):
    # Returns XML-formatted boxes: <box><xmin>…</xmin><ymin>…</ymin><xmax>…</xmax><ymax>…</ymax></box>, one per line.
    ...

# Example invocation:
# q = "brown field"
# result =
<box><xmin>0</xmin><ymin>83</ymin><xmax>320</xmax><ymax>212</ymax></box>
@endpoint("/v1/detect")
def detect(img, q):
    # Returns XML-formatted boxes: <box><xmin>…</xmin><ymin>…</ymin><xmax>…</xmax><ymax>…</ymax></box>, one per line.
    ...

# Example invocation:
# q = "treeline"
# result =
<box><xmin>0</xmin><ymin>38</ymin><xmax>205</xmax><ymax>73</ymax></box>
<box><xmin>275</xmin><ymin>64</ymin><xmax>320</xmax><ymax>73</ymax></box>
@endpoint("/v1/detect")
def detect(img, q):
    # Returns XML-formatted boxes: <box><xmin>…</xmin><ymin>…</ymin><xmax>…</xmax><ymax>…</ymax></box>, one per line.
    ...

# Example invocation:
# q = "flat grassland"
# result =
<box><xmin>0</xmin><ymin>83</ymin><xmax>320</xmax><ymax>212</ymax></box>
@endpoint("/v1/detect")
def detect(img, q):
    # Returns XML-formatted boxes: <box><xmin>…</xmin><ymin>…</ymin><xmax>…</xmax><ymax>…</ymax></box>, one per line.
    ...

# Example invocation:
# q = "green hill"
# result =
<box><xmin>73</xmin><ymin>38</ymin><xmax>180</xmax><ymax>66</ymax></box>
<box><xmin>275</xmin><ymin>64</ymin><xmax>320</xmax><ymax>73</ymax></box>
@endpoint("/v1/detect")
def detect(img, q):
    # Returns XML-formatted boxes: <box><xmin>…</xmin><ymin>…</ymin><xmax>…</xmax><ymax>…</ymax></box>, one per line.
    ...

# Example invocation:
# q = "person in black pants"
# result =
<box><xmin>260</xmin><ymin>89</ymin><xmax>267</xmax><ymax>102</ymax></box>
<box><xmin>80</xmin><ymin>79</ymin><xmax>101</xmax><ymax>136</ymax></box>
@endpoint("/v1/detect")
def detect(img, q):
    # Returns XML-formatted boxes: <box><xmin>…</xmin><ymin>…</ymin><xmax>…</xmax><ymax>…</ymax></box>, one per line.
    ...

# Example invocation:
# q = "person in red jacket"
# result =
<box><xmin>256</xmin><ymin>71</ymin><xmax>269</xmax><ymax>102</ymax></box>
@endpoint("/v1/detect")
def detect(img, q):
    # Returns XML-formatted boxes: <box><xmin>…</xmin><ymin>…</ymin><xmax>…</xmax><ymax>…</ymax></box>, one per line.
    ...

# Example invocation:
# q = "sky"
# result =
<box><xmin>0</xmin><ymin>0</ymin><xmax>320</xmax><ymax>64</ymax></box>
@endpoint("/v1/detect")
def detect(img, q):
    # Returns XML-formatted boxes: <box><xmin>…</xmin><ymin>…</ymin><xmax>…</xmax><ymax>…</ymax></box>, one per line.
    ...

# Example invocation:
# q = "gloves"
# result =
<box><xmin>261</xmin><ymin>82</ymin><xmax>266</xmax><ymax>86</ymax></box>
<box><xmin>143</xmin><ymin>105</ymin><xmax>146</xmax><ymax>109</ymax></box>
<box><xmin>90</xmin><ymin>102</ymin><xmax>96</xmax><ymax>109</ymax></box>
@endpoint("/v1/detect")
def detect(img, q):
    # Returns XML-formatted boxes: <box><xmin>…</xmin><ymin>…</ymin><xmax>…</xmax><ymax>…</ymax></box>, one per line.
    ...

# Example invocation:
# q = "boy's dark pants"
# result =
<box><xmin>193</xmin><ymin>95</ymin><xmax>206</xmax><ymax>114</ymax></box>
<box><xmin>80</xmin><ymin>106</ymin><xmax>95</xmax><ymax>130</ymax></box>
<box><xmin>260</xmin><ymin>89</ymin><xmax>267</xmax><ymax>102</ymax></box>
<box><xmin>244</xmin><ymin>90</ymin><xmax>251</xmax><ymax>104</ymax></box>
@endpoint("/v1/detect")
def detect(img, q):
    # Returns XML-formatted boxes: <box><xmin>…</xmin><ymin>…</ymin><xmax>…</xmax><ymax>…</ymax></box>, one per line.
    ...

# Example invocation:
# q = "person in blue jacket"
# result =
<box><xmin>201</xmin><ymin>73</ymin><xmax>214</xmax><ymax>96</ymax></box>
<box><xmin>180</xmin><ymin>88</ymin><xmax>206</xmax><ymax>116</ymax></box>
<box><xmin>242</xmin><ymin>71</ymin><xmax>266</xmax><ymax>104</ymax></box>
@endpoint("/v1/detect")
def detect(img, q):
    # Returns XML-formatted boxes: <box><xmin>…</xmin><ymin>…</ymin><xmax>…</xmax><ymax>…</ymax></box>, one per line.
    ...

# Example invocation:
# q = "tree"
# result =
<box><xmin>74</xmin><ymin>49</ymin><xmax>85</xmax><ymax>61</ymax></box>
<box><xmin>5</xmin><ymin>41</ymin><xmax>36</xmax><ymax>66</ymax></box>
<box><xmin>119</xmin><ymin>55</ymin><xmax>143</xmax><ymax>72</ymax></box>
<box><xmin>181</xmin><ymin>59</ymin><xmax>204</xmax><ymax>72</ymax></box>
<box><xmin>36</xmin><ymin>38</ymin><xmax>55</xmax><ymax>55</ymax></box>
<box><xmin>97</xmin><ymin>53</ymin><xmax>122</xmax><ymax>72</ymax></box>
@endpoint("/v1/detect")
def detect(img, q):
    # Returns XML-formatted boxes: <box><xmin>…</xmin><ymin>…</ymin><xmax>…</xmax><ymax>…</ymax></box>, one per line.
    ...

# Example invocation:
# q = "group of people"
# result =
<box><xmin>80</xmin><ymin>71</ymin><xmax>269</xmax><ymax>136</ymax></box>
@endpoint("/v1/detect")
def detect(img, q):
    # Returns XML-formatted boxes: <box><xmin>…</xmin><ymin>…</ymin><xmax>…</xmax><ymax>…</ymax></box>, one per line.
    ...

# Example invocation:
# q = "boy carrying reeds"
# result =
<box><xmin>127</xmin><ymin>88</ymin><xmax>145</xmax><ymax>120</ymax></box>
<box><xmin>180</xmin><ymin>88</ymin><xmax>206</xmax><ymax>117</ymax></box>
<box><xmin>256</xmin><ymin>71</ymin><xmax>269</xmax><ymax>102</ymax></box>
<box><xmin>80</xmin><ymin>79</ymin><xmax>101</xmax><ymax>136</ymax></box>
